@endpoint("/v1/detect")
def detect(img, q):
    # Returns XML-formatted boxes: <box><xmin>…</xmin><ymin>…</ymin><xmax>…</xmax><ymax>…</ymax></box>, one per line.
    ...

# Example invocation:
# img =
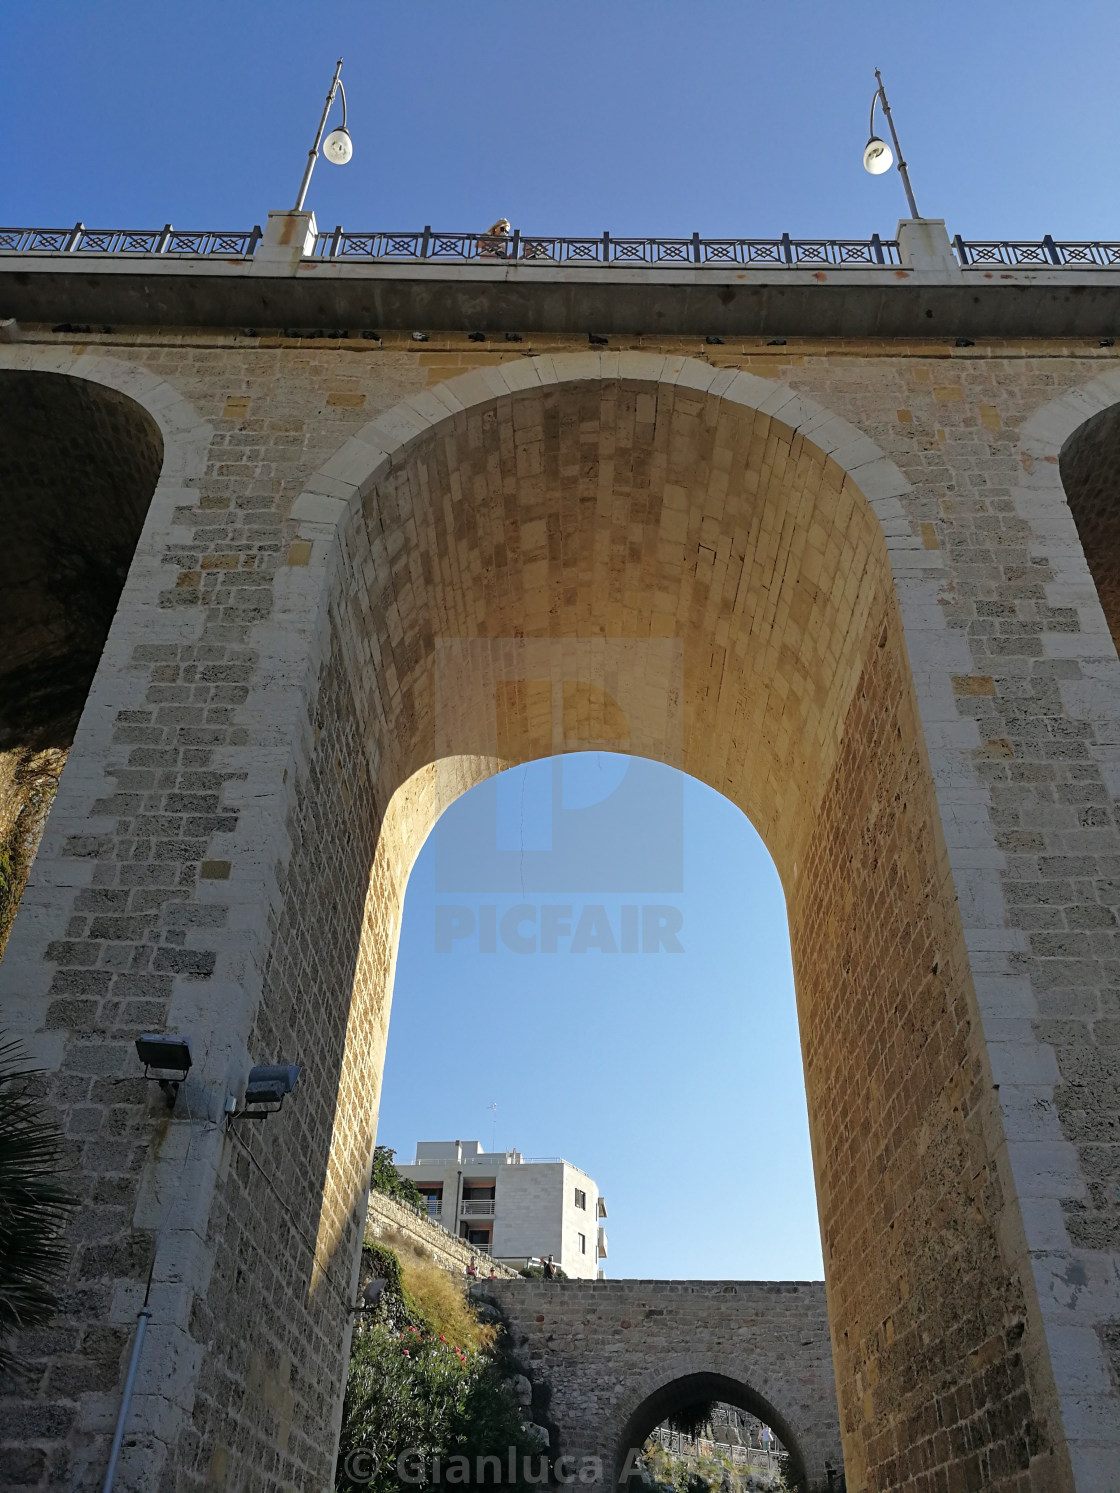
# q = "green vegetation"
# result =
<box><xmin>336</xmin><ymin>1237</ymin><xmax>541</xmax><ymax>1491</ymax></box>
<box><xmin>634</xmin><ymin>1431</ymin><xmax>795</xmax><ymax>1493</ymax></box>
<box><xmin>516</xmin><ymin>1264</ymin><xmax>567</xmax><ymax>1281</ymax></box>
<box><xmin>0</xmin><ymin>748</ymin><xmax>63</xmax><ymax>960</ymax></box>
<box><xmin>369</xmin><ymin>1144</ymin><xmax>426</xmax><ymax>1212</ymax></box>
<box><xmin>0</xmin><ymin>1035</ymin><xmax>75</xmax><ymax>1380</ymax></box>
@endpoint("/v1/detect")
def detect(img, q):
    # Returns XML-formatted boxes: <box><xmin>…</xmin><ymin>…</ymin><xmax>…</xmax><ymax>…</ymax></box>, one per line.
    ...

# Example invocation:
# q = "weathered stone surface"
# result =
<box><xmin>0</xmin><ymin>330</ymin><xmax>1116</xmax><ymax>1492</ymax></box>
<box><xmin>475</xmin><ymin>1278</ymin><xmax>839</xmax><ymax>1489</ymax></box>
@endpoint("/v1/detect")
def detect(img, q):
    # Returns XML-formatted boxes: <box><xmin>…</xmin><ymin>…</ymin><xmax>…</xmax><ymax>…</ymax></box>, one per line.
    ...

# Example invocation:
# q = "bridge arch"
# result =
<box><xmin>0</xmin><ymin>346</ymin><xmax>1088</xmax><ymax>1489</ymax></box>
<box><xmin>0</xmin><ymin>347</ymin><xmax>210</xmax><ymax>991</ymax></box>
<box><xmin>253</xmin><ymin>352</ymin><xmax>1064</xmax><ymax>1489</ymax></box>
<box><xmin>614</xmin><ymin>1368</ymin><xmax>812</xmax><ymax>1489</ymax></box>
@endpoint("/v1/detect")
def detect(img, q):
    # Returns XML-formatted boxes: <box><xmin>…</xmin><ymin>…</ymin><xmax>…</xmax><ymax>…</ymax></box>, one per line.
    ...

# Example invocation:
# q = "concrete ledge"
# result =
<box><xmin>5</xmin><ymin>259</ymin><xmax>1120</xmax><ymax>336</ymax></box>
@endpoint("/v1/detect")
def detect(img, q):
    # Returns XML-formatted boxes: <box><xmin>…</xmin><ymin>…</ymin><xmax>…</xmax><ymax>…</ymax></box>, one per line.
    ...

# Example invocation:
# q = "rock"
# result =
<box><xmin>521</xmin><ymin>1422</ymin><xmax>550</xmax><ymax>1449</ymax></box>
<box><xmin>505</xmin><ymin>1373</ymin><xmax>533</xmax><ymax>1407</ymax></box>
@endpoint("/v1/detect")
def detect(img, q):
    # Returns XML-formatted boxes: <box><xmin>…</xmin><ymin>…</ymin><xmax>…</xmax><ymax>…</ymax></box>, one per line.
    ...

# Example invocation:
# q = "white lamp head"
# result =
<box><xmin>863</xmin><ymin>135</ymin><xmax>893</xmax><ymax>175</ymax></box>
<box><xmin>323</xmin><ymin>127</ymin><xmax>353</xmax><ymax>165</ymax></box>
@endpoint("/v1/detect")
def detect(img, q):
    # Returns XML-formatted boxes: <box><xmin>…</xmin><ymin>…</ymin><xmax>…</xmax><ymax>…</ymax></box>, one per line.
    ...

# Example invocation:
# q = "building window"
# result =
<box><xmin>574</xmin><ymin>1188</ymin><xmax>587</xmax><ymax>1210</ymax></box>
<box><xmin>578</xmin><ymin>1232</ymin><xmax>587</xmax><ymax>1254</ymax></box>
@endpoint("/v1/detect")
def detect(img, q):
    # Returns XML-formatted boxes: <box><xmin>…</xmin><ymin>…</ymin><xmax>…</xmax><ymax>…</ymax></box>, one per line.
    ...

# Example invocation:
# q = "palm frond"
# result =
<box><xmin>0</xmin><ymin>1035</ymin><xmax>76</xmax><ymax>1379</ymax></box>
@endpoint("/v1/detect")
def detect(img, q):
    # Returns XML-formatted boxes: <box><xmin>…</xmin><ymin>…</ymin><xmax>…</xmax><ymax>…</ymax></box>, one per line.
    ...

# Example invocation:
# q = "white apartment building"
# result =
<box><xmin>396</xmin><ymin>1140</ymin><xmax>608</xmax><ymax>1281</ymax></box>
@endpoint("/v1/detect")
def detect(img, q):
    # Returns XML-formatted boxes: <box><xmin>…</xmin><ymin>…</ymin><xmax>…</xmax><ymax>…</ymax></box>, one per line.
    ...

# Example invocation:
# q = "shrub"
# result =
<box><xmin>337</xmin><ymin>1318</ymin><xmax>540</xmax><ymax>1490</ymax></box>
<box><xmin>369</xmin><ymin>1145</ymin><xmax>425</xmax><ymax>1211</ymax></box>
<box><xmin>0</xmin><ymin>1035</ymin><xmax>75</xmax><ymax>1379</ymax></box>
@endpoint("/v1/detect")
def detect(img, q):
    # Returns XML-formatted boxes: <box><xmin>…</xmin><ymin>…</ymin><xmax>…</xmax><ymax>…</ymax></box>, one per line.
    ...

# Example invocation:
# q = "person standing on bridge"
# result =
<box><xmin>543</xmin><ymin>1254</ymin><xmax>555</xmax><ymax>1280</ymax></box>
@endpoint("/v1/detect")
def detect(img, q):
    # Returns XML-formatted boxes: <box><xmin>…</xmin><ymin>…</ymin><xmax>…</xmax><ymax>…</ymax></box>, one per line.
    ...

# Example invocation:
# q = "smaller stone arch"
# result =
<box><xmin>0</xmin><ymin>345</ymin><xmax>212</xmax><ymax>989</ymax></box>
<box><xmin>614</xmin><ymin>1369</ymin><xmax>814</xmax><ymax>1490</ymax></box>
<box><xmin>1019</xmin><ymin>366</ymin><xmax>1120</xmax><ymax>662</ymax></box>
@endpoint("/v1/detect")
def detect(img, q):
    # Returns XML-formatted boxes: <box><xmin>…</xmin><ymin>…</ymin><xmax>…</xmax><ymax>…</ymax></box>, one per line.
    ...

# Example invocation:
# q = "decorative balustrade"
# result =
<box><xmin>307</xmin><ymin>227</ymin><xmax>902</xmax><ymax>267</ymax></box>
<box><xmin>954</xmin><ymin>235</ymin><xmax>1120</xmax><ymax>268</ymax></box>
<box><xmin>0</xmin><ymin>224</ymin><xmax>262</xmax><ymax>257</ymax></box>
<box><xmin>4</xmin><ymin>224</ymin><xmax>1120</xmax><ymax>272</ymax></box>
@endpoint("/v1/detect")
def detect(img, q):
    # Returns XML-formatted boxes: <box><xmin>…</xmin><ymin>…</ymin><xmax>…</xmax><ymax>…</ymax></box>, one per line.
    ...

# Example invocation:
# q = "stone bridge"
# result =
<box><xmin>473</xmin><ymin>1279</ymin><xmax>842</xmax><ymax>1490</ymax></box>
<box><xmin>1</xmin><ymin>214</ymin><xmax>1120</xmax><ymax>1492</ymax></box>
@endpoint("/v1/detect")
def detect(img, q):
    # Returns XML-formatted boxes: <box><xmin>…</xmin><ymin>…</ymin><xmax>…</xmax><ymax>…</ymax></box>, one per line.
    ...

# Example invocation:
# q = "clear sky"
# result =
<box><xmin>5</xmin><ymin>1</ymin><xmax>1120</xmax><ymax>241</ymax></box>
<box><xmin>6</xmin><ymin>0</ymin><xmax>1118</xmax><ymax>1280</ymax></box>
<box><xmin>379</xmin><ymin>754</ymin><xmax>820</xmax><ymax>1281</ymax></box>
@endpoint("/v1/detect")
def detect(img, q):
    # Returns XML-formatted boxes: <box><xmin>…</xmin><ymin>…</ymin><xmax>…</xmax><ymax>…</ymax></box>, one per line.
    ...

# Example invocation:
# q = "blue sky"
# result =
<box><xmin>379</xmin><ymin>755</ymin><xmax>821</xmax><ymax>1281</ymax></box>
<box><xmin>5</xmin><ymin>2</ymin><xmax>1120</xmax><ymax>240</ymax></box>
<box><xmin>7</xmin><ymin>1</ymin><xmax>1117</xmax><ymax>1279</ymax></box>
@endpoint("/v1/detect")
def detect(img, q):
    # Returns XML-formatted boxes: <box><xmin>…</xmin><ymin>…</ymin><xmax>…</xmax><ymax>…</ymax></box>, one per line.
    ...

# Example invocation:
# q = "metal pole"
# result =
<box><xmin>874</xmin><ymin>69</ymin><xmax>920</xmax><ymax>220</ymax></box>
<box><xmin>294</xmin><ymin>58</ymin><xmax>344</xmax><ymax>212</ymax></box>
<box><xmin>101</xmin><ymin>1307</ymin><xmax>152</xmax><ymax>1493</ymax></box>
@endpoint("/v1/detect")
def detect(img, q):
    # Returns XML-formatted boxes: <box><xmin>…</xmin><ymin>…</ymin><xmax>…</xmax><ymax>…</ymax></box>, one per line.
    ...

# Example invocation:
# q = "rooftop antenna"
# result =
<box><xmin>486</xmin><ymin>1101</ymin><xmax>498</xmax><ymax>1152</ymax></box>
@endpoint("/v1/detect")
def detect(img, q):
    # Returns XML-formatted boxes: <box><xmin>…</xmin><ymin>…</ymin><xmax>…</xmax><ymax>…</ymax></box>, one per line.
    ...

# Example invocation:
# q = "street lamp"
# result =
<box><xmin>863</xmin><ymin>69</ymin><xmax>920</xmax><ymax>219</ymax></box>
<box><xmin>294</xmin><ymin>58</ymin><xmax>353</xmax><ymax>212</ymax></box>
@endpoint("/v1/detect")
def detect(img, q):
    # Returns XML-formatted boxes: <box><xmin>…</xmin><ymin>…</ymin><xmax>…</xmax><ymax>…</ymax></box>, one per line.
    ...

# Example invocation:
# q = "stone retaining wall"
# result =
<box><xmin>365</xmin><ymin>1190</ymin><xmax>517</xmax><ymax>1278</ymax></box>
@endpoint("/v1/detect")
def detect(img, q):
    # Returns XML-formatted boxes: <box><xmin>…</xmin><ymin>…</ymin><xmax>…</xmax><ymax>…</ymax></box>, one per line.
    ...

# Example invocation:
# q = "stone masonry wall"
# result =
<box><xmin>0</xmin><ymin>331</ymin><xmax>1117</xmax><ymax>1493</ymax></box>
<box><xmin>473</xmin><ymin>1278</ymin><xmax>840</xmax><ymax>1488</ymax></box>
<box><xmin>364</xmin><ymin>1191</ymin><xmax>518</xmax><ymax>1279</ymax></box>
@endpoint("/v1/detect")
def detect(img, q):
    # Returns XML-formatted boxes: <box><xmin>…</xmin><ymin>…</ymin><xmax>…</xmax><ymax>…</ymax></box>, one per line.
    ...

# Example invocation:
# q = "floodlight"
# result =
<box><xmin>354</xmin><ymin>1278</ymin><xmax>386</xmax><ymax>1313</ymax></box>
<box><xmin>237</xmin><ymin>1062</ymin><xmax>302</xmax><ymax>1117</ymax></box>
<box><xmin>135</xmin><ymin>1034</ymin><xmax>192</xmax><ymax>1080</ymax></box>
<box><xmin>862</xmin><ymin>136</ymin><xmax>893</xmax><ymax>175</ymax></box>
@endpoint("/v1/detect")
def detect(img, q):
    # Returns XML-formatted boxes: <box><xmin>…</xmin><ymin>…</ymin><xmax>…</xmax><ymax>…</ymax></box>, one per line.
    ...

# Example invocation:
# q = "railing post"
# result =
<box><xmin>602</xmin><ymin>230</ymin><xmax>610</xmax><ymax>263</ymax></box>
<box><xmin>510</xmin><ymin>227</ymin><xmax>520</xmax><ymax>261</ymax></box>
<box><xmin>66</xmin><ymin>221</ymin><xmax>84</xmax><ymax>252</ymax></box>
<box><xmin>781</xmin><ymin>232</ymin><xmax>793</xmax><ymax>266</ymax></box>
<box><xmin>952</xmin><ymin>234</ymin><xmax>968</xmax><ymax>266</ymax></box>
<box><xmin>1043</xmin><ymin>233</ymin><xmax>1062</xmax><ymax>266</ymax></box>
<box><xmin>692</xmin><ymin>231</ymin><xmax>701</xmax><ymax>264</ymax></box>
<box><xmin>871</xmin><ymin>232</ymin><xmax>885</xmax><ymax>265</ymax></box>
<box><xmin>420</xmin><ymin>225</ymin><xmax>431</xmax><ymax>259</ymax></box>
<box><xmin>247</xmin><ymin>225</ymin><xmax>263</xmax><ymax>256</ymax></box>
<box><xmin>156</xmin><ymin>223</ymin><xmax>173</xmax><ymax>254</ymax></box>
<box><xmin>330</xmin><ymin>224</ymin><xmax>343</xmax><ymax>258</ymax></box>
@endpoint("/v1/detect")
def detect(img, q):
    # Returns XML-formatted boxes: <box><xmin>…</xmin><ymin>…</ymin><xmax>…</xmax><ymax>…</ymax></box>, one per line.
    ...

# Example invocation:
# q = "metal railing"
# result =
<box><xmin>0</xmin><ymin>223</ymin><xmax>262</xmax><ymax>257</ymax></box>
<box><xmin>4</xmin><ymin>223</ymin><xmax>1120</xmax><ymax>273</ymax></box>
<box><xmin>308</xmin><ymin>227</ymin><xmax>902</xmax><ymax>267</ymax></box>
<box><xmin>460</xmin><ymin>1199</ymin><xmax>496</xmax><ymax>1216</ymax></box>
<box><xmin>954</xmin><ymin>235</ymin><xmax>1120</xmax><ymax>268</ymax></box>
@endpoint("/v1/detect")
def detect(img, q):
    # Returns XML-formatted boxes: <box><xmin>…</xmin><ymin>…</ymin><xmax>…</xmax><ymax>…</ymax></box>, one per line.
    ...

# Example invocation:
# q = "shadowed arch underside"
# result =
<box><xmin>616</xmin><ymin>1372</ymin><xmax>810</xmax><ymax>1488</ymax></box>
<box><xmin>0</xmin><ymin>369</ymin><xmax>163</xmax><ymax>952</ymax></box>
<box><xmin>233</xmin><ymin>363</ymin><xmax>1070</xmax><ymax>1491</ymax></box>
<box><xmin>1060</xmin><ymin>400</ymin><xmax>1120</xmax><ymax>652</ymax></box>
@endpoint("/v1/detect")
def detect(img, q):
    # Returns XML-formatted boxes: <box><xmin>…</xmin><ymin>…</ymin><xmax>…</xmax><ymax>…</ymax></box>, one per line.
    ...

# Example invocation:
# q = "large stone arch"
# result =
<box><xmin>239</xmin><ymin>352</ymin><xmax>1073</xmax><ymax>1491</ymax></box>
<box><xmin>6</xmin><ymin>348</ymin><xmax>1106</xmax><ymax>1490</ymax></box>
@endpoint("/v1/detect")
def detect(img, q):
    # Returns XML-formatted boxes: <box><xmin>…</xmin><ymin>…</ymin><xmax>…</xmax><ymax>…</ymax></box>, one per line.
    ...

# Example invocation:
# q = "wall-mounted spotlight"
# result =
<box><xmin>229</xmin><ymin>1063</ymin><xmax>302</xmax><ymax>1120</ymax></box>
<box><xmin>863</xmin><ymin>69</ymin><xmax>921</xmax><ymax>220</ymax></box>
<box><xmin>353</xmin><ymin>1278</ymin><xmax>386</xmax><ymax>1313</ymax></box>
<box><xmin>135</xmin><ymin>1034</ymin><xmax>192</xmax><ymax>1104</ymax></box>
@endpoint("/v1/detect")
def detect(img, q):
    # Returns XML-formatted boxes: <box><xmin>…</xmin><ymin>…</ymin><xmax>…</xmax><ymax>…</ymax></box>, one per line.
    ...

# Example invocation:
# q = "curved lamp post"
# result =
<box><xmin>294</xmin><ymin>57</ymin><xmax>353</xmax><ymax>212</ymax></box>
<box><xmin>863</xmin><ymin>69</ymin><xmax>920</xmax><ymax>219</ymax></box>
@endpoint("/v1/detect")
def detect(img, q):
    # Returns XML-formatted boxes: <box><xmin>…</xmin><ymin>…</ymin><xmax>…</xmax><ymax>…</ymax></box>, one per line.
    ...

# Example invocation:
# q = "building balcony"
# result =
<box><xmin>460</xmin><ymin>1200</ymin><xmax>496</xmax><ymax>1217</ymax></box>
